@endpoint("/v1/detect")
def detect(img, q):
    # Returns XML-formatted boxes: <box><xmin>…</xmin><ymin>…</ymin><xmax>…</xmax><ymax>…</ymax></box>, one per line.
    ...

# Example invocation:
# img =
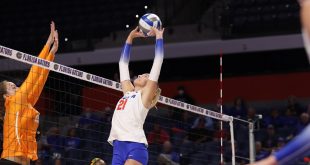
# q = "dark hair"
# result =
<box><xmin>67</xmin><ymin>127</ymin><xmax>76</xmax><ymax>137</ymax></box>
<box><xmin>0</xmin><ymin>81</ymin><xmax>7</xmax><ymax>122</ymax></box>
<box><xmin>177</xmin><ymin>86</ymin><xmax>185</xmax><ymax>91</ymax></box>
<box><xmin>233</xmin><ymin>97</ymin><xmax>245</xmax><ymax>107</ymax></box>
<box><xmin>0</xmin><ymin>80</ymin><xmax>7</xmax><ymax>152</ymax></box>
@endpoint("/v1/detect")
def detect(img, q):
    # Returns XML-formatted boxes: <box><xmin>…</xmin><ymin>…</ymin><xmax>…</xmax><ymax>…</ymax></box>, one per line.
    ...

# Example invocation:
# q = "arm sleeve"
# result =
<box><xmin>274</xmin><ymin>124</ymin><xmax>310</xmax><ymax>165</ymax></box>
<box><xmin>119</xmin><ymin>43</ymin><xmax>131</xmax><ymax>82</ymax></box>
<box><xmin>27</xmin><ymin>52</ymin><xmax>55</xmax><ymax>105</ymax></box>
<box><xmin>149</xmin><ymin>39</ymin><xmax>164</xmax><ymax>82</ymax></box>
<box><xmin>14</xmin><ymin>45</ymin><xmax>50</xmax><ymax>103</ymax></box>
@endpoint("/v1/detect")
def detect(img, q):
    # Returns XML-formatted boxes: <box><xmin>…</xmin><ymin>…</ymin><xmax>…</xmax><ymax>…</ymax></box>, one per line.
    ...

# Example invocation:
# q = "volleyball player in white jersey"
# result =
<box><xmin>250</xmin><ymin>1</ymin><xmax>310</xmax><ymax>165</ymax></box>
<box><xmin>108</xmin><ymin>26</ymin><xmax>164</xmax><ymax>165</ymax></box>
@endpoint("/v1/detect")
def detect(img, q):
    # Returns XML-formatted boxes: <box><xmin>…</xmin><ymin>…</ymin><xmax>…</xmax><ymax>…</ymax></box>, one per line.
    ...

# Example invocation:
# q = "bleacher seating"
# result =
<box><xmin>220</xmin><ymin>0</ymin><xmax>300</xmax><ymax>38</ymax></box>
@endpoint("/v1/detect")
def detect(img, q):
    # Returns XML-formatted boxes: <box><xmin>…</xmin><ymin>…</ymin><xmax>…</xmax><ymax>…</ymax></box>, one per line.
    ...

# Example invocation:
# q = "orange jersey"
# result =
<box><xmin>1</xmin><ymin>45</ymin><xmax>54</xmax><ymax>160</ymax></box>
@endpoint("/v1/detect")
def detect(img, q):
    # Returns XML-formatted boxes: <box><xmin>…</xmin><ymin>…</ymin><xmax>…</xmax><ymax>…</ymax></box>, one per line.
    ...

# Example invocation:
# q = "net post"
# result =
<box><xmin>249</xmin><ymin>122</ymin><xmax>255</xmax><ymax>163</ymax></box>
<box><xmin>229</xmin><ymin>119</ymin><xmax>236</xmax><ymax>165</ymax></box>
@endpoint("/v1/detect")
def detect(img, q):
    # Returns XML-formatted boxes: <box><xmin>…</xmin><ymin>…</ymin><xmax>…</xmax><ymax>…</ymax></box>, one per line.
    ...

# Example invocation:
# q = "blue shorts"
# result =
<box><xmin>112</xmin><ymin>140</ymin><xmax>148</xmax><ymax>165</ymax></box>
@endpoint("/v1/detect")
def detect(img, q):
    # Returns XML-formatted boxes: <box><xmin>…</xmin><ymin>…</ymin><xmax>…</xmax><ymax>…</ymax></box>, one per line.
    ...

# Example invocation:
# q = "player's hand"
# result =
<box><xmin>50</xmin><ymin>30</ymin><xmax>59</xmax><ymax>55</ymax></box>
<box><xmin>129</xmin><ymin>26</ymin><xmax>145</xmax><ymax>39</ymax></box>
<box><xmin>150</xmin><ymin>27</ymin><xmax>164</xmax><ymax>39</ymax></box>
<box><xmin>46</xmin><ymin>21</ymin><xmax>56</xmax><ymax>46</ymax></box>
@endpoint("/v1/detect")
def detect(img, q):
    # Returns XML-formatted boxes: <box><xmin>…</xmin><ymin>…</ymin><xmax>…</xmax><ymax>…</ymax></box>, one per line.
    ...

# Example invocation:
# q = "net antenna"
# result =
<box><xmin>220</xmin><ymin>51</ymin><xmax>236</xmax><ymax>165</ymax></box>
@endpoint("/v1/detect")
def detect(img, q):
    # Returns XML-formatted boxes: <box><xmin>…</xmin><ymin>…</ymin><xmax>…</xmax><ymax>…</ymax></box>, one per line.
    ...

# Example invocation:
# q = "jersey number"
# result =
<box><xmin>116</xmin><ymin>99</ymin><xmax>128</xmax><ymax>110</ymax></box>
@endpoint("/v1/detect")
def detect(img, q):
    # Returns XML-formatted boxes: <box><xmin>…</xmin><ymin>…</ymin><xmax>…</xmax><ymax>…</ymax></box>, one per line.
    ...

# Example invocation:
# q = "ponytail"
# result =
<box><xmin>150</xmin><ymin>87</ymin><xmax>161</xmax><ymax>108</ymax></box>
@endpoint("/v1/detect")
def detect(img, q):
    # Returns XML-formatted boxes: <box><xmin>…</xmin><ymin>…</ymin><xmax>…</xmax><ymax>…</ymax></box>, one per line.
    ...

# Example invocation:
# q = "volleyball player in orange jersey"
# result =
<box><xmin>0</xmin><ymin>22</ymin><xmax>59</xmax><ymax>165</ymax></box>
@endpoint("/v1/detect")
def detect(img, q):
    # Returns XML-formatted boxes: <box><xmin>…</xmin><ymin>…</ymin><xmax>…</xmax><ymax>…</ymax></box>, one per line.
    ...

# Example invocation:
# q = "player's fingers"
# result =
<box><xmin>150</xmin><ymin>27</ymin><xmax>157</xmax><ymax>31</ymax></box>
<box><xmin>51</xmin><ymin>21</ymin><xmax>55</xmax><ymax>31</ymax></box>
<box><xmin>134</xmin><ymin>26</ymin><xmax>139</xmax><ymax>31</ymax></box>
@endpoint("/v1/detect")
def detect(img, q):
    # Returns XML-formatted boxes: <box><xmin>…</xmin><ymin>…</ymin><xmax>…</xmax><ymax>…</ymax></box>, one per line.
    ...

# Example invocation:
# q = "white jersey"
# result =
<box><xmin>108</xmin><ymin>90</ymin><xmax>149</xmax><ymax>145</ymax></box>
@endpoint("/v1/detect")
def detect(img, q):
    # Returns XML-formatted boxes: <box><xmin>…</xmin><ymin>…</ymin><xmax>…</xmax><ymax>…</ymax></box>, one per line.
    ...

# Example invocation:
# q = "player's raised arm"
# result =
<box><xmin>141</xmin><ymin>27</ymin><xmax>164</xmax><ymax>108</ymax></box>
<box><xmin>301</xmin><ymin>0</ymin><xmax>310</xmax><ymax>62</ymax></box>
<box><xmin>13</xmin><ymin>23</ymin><xmax>56</xmax><ymax>103</ymax></box>
<box><xmin>28</xmin><ymin>30</ymin><xmax>58</xmax><ymax>105</ymax></box>
<box><xmin>302</xmin><ymin>0</ymin><xmax>310</xmax><ymax>34</ymax></box>
<box><xmin>119</xmin><ymin>27</ymin><xmax>145</xmax><ymax>94</ymax></box>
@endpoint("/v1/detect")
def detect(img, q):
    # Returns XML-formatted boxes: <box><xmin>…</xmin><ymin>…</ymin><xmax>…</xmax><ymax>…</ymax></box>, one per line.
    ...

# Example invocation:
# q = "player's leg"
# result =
<box><xmin>111</xmin><ymin>141</ymin><xmax>126</xmax><ymax>165</ymax></box>
<box><xmin>125</xmin><ymin>159</ymin><xmax>143</xmax><ymax>165</ymax></box>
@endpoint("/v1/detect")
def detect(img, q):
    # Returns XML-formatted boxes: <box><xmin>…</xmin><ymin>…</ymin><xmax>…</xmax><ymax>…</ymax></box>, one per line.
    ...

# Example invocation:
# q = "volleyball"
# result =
<box><xmin>138</xmin><ymin>13</ymin><xmax>162</xmax><ymax>36</ymax></box>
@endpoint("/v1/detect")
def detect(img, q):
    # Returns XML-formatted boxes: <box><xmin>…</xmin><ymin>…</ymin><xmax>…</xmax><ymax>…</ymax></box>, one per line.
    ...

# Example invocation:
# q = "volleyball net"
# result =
<box><xmin>0</xmin><ymin>45</ymin><xmax>254</xmax><ymax>165</ymax></box>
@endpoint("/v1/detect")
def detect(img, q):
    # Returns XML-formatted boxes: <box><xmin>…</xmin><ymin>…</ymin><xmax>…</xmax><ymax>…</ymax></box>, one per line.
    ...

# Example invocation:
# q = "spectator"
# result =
<box><xmin>37</xmin><ymin>140</ymin><xmax>49</xmax><ymax>164</ymax></box>
<box><xmin>78</xmin><ymin>107</ymin><xmax>100</xmax><ymax>128</ymax></box>
<box><xmin>101</xmin><ymin>106</ymin><xmax>113</xmax><ymax>123</ymax></box>
<box><xmin>173</xmin><ymin>86</ymin><xmax>195</xmax><ymax>104</ymax></box>
<box><xmin>261</xmin><ymin>124</ymin><xmax>278</xmax><ymax>150</ymax></box>
<box><xmin>100</xmin><ymin>106</ymin><xmax>113</xmax><ymax>136</ymax></box>
<box><xmin>255</xmin><ymin>141</ymin><xmax>270</xmax><ymax>161</ymax></box>
<box><xmin>187</xmin><ymin>115</ymin><xmax>213</xmax><ymax>143</ymax></box>
<box><xmin>282</xmin><ymin>108</ymin><xmax>298</xmax><ymax>129</ymax></box>
<box><xmin>228</xmin><ymin>97</ymin><xmax>247</xmax><ymax>119</ymax></box>
<box><xmin>173</xmin><ymin>111</ymin><xmax>194</xmax><ymax>132</ymax></box>
<box><xmin>191</xmin><ymin>115</ymin><xmax>213</xmax><ymax>130</ymax></box>
<box><xmin>247</xmin><ymin>107</ymin><xmax>257</xmax><ymax>121</ymax></box>
<box><xmin>263</xmin><ymin>108</ymin><xmax>285</xmax><ymax>129</ymax></box>
<box><xmin>295</xmin><ymin>113</ymin><xmax>310</xmax><ymax>135</ymax></box>
<box><xmin>286</xmin><ymin>96</ymin><xmax>304</xmax><ymax>116</ymax></box>
<box><xmin>170</xmin><ymin>111</ymin><xmax>194</xmax><ymax>148</ymax></box>
<box><xmin>147</xmin><ymin>123</ymin><xmax>170</xmax><ymax>145</ymax></box>
<box><xmin>157</xmin><ymin>141</ymin><xmax>180</xmax><ymax>165</ymax></box>
<box><xmin>172</xmin><ymin>86</ymin><xmax>195</xmax><ymax>120</ymax></box>
<box><xmin>46</xmin><ymin>127</ymin><xmax>64</xmax><ymax>159</ymax></box>
<box><xmin>275</xmin><ymin>137</ymin><xmax>286</xmax><ymax>151</ymax></box>
<box><xmin>64</xmin><ymin>128</ymin><xmax>81</xmax><ymax>160</ymax></box>
<box><xmin>216</xmin><ymin>98</ymin><xmax>229</xmax><ymax>115</ymax></box>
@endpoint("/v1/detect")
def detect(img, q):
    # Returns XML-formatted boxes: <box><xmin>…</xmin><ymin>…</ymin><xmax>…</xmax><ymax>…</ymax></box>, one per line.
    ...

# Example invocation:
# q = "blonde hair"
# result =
<box><xmin>150</xmin><ymin>87</ymin><xmax>161</xmax><ymax>108</ymax></box>
<box><xmin>90</xmin><ymin>158</ymin><xmax>106</xmax><ymax>165</ymax></box>
<box><xmin>0</xmin><ymin>80</ymin><xmax>8</xmax><ymax>93</ymax></box>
